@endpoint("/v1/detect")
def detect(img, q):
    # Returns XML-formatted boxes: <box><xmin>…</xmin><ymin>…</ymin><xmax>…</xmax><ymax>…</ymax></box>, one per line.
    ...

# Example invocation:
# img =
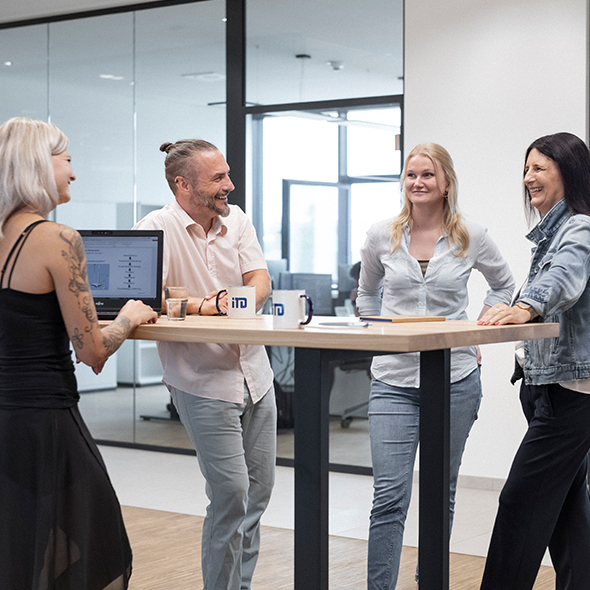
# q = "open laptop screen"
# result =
<box><xmin>78</xmin><ymin>229</ymin><xmax>164</xmax><ymax>319</ymax></box>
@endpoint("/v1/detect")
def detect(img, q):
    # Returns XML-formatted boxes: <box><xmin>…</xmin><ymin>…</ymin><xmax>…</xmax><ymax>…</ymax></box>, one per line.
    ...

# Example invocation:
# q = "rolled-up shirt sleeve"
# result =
<box><xmin>357</xmin><ymin>227</ymin><xmax>385</xmax><ymax>316</ymax></box>
<box><xmin>473</xmin><ymin>227</ymin><xmax>515</xmax><ymax>307</ymax></box>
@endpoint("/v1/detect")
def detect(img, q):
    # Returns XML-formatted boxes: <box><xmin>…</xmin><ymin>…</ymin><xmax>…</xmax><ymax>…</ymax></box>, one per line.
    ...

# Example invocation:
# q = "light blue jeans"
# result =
<box><xmin>170</xmin><ymin>384</ymin><xmax>276</xmax><ymax>590</ymax></box>
<box><xmin>367</xmin><ymin>367</ymin><xmax>482</xmax><ymax>590</ymax></box>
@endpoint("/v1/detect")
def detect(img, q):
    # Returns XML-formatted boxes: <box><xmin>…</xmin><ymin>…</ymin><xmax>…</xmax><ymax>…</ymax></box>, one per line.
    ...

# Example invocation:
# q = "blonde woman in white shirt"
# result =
<box><xmin>358</xmin><ymin>143</ymin><xmax>515</xmax><ymax>589</ymax></box>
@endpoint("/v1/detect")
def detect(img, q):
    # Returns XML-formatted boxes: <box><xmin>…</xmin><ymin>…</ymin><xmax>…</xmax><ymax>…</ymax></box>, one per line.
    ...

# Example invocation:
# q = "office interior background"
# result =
<box><xmin>0</xmin><ymin>0</ymin><xmax>587</xmax><ymax>486</ymax></box>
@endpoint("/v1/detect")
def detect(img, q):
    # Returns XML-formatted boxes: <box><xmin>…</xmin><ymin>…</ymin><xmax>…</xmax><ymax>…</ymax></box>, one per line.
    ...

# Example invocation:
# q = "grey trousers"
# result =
<box><xmin>171</xmin><ymin>384</ymin><xmax>276</xmax><ymax>590</ymax></box>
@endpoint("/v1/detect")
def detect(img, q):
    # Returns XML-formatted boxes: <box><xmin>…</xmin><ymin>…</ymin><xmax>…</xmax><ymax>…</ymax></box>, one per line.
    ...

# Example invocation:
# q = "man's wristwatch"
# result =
<box><xmin>514</xmin><ymin>302</ymin><xmax>538</xmax><ymax>321</ymax></box>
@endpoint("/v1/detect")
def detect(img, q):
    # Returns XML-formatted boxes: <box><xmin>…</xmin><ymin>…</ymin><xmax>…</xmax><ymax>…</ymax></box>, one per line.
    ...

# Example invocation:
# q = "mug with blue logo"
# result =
<box><xmin>227</xmin><ymin>285</ymin><xmax>256</xmax><ymax>318</ymax></box>
<box><xmin>272</xmin><ymin>290</ymin><xmax>314</xmax><ymax>329</ymax></box>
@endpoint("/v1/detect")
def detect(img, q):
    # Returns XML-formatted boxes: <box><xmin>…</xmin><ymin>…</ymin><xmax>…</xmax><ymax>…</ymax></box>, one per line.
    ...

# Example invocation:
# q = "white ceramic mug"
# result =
<box><xmin>272</xmin><ymin>290</ymin><xmax>314</xmax><ymax>329</ymax></box>
<box><xmin>227</xmin><ymin>285</ymin><xmax>256</xmax><ymax>319</ymax></box>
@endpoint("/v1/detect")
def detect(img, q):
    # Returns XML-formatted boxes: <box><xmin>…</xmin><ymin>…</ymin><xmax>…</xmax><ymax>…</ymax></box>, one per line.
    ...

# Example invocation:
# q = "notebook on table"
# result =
<box><xmin>78</xmin><ymin>229</ymin><xmax>164</xmax><ymax>320</ymax></box>
<box><xmin>358</xmin><ymin>315</ymin><xmax>446</xmax><ymax>323</ymax></box>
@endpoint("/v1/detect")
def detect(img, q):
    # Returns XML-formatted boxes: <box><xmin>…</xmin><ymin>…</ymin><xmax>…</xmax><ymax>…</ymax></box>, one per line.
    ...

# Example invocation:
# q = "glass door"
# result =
<box><xmin>250</xmin><ymin>102</ymin><xmax>402</xmax><ymax>471</ymax></box>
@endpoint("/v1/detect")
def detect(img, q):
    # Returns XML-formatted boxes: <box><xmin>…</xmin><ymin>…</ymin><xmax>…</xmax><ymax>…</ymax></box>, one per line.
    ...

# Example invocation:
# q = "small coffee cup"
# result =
<box><xmin>165</xmin><ymin>286</ymin><xmax>188</xmax><ymax>300</ymax></box>
<box><xmin>165</xmin><ymin>286</ymin><xmax>188</xmax><ymax>321</ymax></box>
<box><xmin>272</xmin><ymin>290</ymin><xmax>313</xmax><ymax>329</ymax></box>
<box><xmin>166</xmin><ymin>298</ymin><xmax>188</xmax><ymax>321</ymax></box>
<box><xmin>227</xmin><ymin>285</ymin><xmax>256</xmax><ymax>319</ymax></box>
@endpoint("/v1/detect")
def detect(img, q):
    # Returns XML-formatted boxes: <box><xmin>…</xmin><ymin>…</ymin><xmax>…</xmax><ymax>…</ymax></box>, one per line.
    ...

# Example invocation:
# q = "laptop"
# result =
<box><xmin>78</xmin><ymin>229</ymin><xmax>164</xmax><ymax>320</ymax></box>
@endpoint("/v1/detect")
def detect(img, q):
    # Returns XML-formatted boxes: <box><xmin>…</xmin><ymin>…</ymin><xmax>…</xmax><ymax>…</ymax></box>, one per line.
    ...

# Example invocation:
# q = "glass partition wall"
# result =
<box><xmin>0</xmin><ymin>0</ymin><xmax>403</xmax><ymax>473</ymax></box>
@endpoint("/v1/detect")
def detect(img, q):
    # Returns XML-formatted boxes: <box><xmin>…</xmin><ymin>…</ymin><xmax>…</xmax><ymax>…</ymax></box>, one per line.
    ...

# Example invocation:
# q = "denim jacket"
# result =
<box><xmin>520</xmin><ymin>199</ymin><xmax>590</xmax><ymax>384</ymax></box>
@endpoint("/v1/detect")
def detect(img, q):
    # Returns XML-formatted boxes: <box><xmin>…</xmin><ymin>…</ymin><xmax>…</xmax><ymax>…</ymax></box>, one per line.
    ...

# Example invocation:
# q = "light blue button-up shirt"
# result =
<box><xmin>357</xmin><ymin>218</ymin><xmax>515</xmax><ymax>387</ymax></box>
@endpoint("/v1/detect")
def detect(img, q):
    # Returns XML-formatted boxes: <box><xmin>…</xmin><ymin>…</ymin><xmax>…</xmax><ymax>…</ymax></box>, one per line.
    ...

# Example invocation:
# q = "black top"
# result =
<box><xmin>0</xmin><ymin>220</ymin><xmax>77</xmax><ymax>408</ymax></box>
<box><xmin>0</xmin><ymin>220</ymin><xmax>132</xmax><ymax>589</ymax></box>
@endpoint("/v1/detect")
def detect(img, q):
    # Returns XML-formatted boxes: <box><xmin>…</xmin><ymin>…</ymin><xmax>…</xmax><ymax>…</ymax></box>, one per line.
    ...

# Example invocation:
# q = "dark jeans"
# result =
<box><xmin>480</xmin><ymin>382</ymin><xmax>590</xmax><ymax>590</ymax></box>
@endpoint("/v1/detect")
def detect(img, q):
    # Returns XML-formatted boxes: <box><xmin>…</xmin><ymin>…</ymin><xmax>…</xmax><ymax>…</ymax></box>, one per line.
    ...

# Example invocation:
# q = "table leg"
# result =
<box><xmin>293</xmin><ymin>347</ymin><xmax>330</xmax><ymax>590</ymax></box>
<box><xmin>419</xmin><ymin>348</ymin><xmax>451</xmax><ymax>590</ymax></box>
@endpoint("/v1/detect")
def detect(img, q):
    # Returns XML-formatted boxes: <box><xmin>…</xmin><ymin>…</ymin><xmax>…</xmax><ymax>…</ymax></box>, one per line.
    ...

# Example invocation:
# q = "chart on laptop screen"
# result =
<box><xmin>83</xmin><ymin>234</ymin><xmax>159</xmax><ymax>297</ymax></box>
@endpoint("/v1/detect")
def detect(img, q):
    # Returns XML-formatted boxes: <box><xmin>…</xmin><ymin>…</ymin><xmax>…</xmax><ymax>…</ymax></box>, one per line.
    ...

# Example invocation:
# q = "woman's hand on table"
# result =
<box><xmin>118</xmin><ymin>299</ymin><xmax>158</xmax><ymax>325</ymax></box>
<box><xmin>476</xmin><ymin>303</ymin><xmax>531</xmax><ymax>326</ymax></box>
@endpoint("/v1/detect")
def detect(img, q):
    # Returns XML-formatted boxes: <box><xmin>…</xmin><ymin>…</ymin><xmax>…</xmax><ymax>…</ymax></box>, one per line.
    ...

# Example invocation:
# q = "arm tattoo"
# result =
<box><xmin>71</xmin><ymin>327</ymin><xmax>84</xmax><ymax>350</ymax></box>
<box><xmin>59</xmin><ymin>229</ymin><xmax>131</xmax><ymax>359</ymax></box>
<box><xmin>102</xmin><ymin>315</ymin><xmax>131</xmax><ymax>356</ymax></box>
<box><xmin>59</xmin><ymin>230</ymin><xmax>98</xmax><ymax>325</ymax></box>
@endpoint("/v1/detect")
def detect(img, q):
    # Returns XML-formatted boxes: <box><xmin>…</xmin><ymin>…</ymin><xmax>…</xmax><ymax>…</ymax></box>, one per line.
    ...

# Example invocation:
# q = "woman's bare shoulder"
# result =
<box><xmin>35</xmin><ymin>221</ymin><xmax>82</xmax><ymax>248</ymax></box>
<box><xmin>26</xmin><ymin>222</ymin><xmax>86</xmax><ymax>272</ymax></box>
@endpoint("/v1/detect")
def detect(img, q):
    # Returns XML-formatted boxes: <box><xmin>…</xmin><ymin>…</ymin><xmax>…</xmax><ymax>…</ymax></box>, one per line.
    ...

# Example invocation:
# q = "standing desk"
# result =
<box><xmin>117</xmin><ymin>315</ymin><xmax>558</xmax><ymax>590</ymax></box>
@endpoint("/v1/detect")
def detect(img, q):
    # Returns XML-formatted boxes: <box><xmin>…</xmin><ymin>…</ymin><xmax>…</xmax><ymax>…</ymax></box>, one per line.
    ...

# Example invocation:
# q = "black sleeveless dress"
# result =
<box><xmin>0</xmin><ymin>221</ymin><xmax>132</xmax><ymax>590</ymax></box>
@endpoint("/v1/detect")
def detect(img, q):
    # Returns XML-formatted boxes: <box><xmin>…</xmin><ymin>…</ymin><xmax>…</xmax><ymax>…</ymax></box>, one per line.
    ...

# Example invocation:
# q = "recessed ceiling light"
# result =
<box><xmin>3</xmin><ymin>61</ymin><xmax>12</xmax><ymax>66</ymax></box>
<box><xmin>99</xmin><ymin>74</ymin><xmax>124</xmax><ymax>81</ymax></box>
<box><xmin>327</xmin><ymin>60</ymin><xmax>343</xmax><ymax>71</ymax></box>
<box><xmin>181</xmin><ymin>71</ymin><xmax>225</xmax><ymax>82</ymax></box>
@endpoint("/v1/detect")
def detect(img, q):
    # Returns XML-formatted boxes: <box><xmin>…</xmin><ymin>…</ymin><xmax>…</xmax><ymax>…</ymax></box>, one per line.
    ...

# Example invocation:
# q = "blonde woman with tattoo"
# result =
<box><xmin>0</xmin><ymin>117</ymin><xmax>157</xmax><ymax>590</ymax></box>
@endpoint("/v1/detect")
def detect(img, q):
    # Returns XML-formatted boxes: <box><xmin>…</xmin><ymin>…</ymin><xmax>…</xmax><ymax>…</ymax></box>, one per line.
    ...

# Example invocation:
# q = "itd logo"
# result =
<box><xmin>231</xmin><ymin>297</ymin><xmax>248</xmax><ymax>309</ymax></box>
<box><xmin>273</xmin><ymin>303</ymin><xmax>285</xmax><ymax>316</ymax></box>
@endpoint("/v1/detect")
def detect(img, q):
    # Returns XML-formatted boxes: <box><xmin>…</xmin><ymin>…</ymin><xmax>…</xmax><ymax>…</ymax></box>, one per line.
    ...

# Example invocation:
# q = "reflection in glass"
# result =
<box><xmin>133</xmin><ymin>1</ymin><xmax>226</xmax><ymax>448</ymax></box>
<box><xmin>253</xmin><ymin>104</ymin><xmax>401</xmax><ymax>272</ymax></box>
<box><xmin>0</xmin><ymin>1</ymin><xmax>402</xmax><ymax>470</ymax></box>
<box><xmin>50</xmin><ymin>13</ymin><xmax>135</xmax><ymax>230</ymax></box>
<box><xmin>258</xmin><ymin>114</ymin><xmax>338</xmax><ymax>259</ymax></box>
<box><xmin>289</xmin><ymin>184</ymin><xmax>339</xmax><ymax>276</ymax></box>
<box><xmin>347</xmin><ymin>107</ymin><xmax>402</xmax><ymax>177</ymax></box>
<box><xmin>350</xmin><ymin>182</ymin><xmax>401</xmax><ymax>263</ymax></box>
<box><xmin>255</xmin><ymin>104</ymin><xmax>401</xmax><ymax>469</ymax></box>
<box><xmin>0</xmin><ymin>3</ymin><xmax>227</xmax><ymax>449</ymax></box>
<box><xmin>0</xmin><ymin>24</ymin><xmax>48</xmax><ymax>122</ymax></box>
<box><xmin>135</xmin><ymin>0</ymin><xmax>226</xmax><ymax>212</ymax></box>
<box><xmin>246</xmin><ymin>0</ymin><xmax>403</xmax><ymax>105</ymax></box>
<box><xmin>43</xmin><ymin>14</ymin><xmax>136</xmax><ymax>442</ymax></box>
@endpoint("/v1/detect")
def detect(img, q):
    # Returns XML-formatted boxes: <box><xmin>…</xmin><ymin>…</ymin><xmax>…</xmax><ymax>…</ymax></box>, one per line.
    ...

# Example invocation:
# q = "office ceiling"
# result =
<box><xmin>0</xmin><ymin>0</ymin><xmax>403</xmax><ymax>108</ymax></box>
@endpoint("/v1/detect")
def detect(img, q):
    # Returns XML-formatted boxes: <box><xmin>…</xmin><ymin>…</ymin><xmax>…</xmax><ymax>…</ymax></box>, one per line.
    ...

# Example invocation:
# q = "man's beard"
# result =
<box><xmin>203</xmin><ymin>191</ymin><xmax>231</xmax><ymax>217</ymax></box>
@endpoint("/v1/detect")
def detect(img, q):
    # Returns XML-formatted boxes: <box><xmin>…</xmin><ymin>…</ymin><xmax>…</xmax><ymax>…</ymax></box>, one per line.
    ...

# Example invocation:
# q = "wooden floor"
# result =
<box><xmin>122</xmin><ymin>505</ymin><xmax>556</xmax><ymax>589</ymax></box>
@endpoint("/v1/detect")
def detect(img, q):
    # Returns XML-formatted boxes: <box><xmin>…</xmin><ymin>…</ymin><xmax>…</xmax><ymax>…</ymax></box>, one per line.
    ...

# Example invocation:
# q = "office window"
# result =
<box><xmin>246</xmin><ymin>0</ymin><xmax>403</xmax><ymax>105</ymax></box>
<box><xmin>0</xmin><ymin>24</ymin><xmax>48</xmax><ymax>122</ymax></box>
<box><xmin>0</xmin><ymin>3</ymin><xmax>226</xmax><ymax>232</ymax></box>
<box><xmin>50</xmin><ymin>13</ymin><xmax>135</xmax><ymax>230</ymax></box>
<box><xmin>346</xmin><ymin>107</ymin><xmax>402</xmax><ymax>177</ymax></box>
<box><xmin>251</xmin><ymin>103</ymin><xmax>402</xmax><ymax>277</ymax></box>
<box><xmin>135</xmin><ymin>1</ymin><xmax>226</xmax><ymax>211</ymax></box>
<box><xmin>0</xmin><ymin>1</ymin><xmax>225</xmax><ymax>449</ymax></box>
<box><xmin>0</xmin><ymin>0</ymin><xmax>403</xmax><ymax>470</ymax></box>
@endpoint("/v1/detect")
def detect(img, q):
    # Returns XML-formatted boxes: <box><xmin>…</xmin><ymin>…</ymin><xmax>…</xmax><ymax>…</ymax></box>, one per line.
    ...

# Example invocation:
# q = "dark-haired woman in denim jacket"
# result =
<box><xmin>478</xmin><ymin>132</ymin><xmax>590</xmax><ymax>590</ymax></box>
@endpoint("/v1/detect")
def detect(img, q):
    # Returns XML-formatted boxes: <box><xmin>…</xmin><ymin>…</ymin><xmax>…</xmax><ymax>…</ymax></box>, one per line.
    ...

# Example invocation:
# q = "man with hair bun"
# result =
<box><xmin>135</xmin><ymin>139</ymin><xmax>275</xmax><ymax>590</ymax></box>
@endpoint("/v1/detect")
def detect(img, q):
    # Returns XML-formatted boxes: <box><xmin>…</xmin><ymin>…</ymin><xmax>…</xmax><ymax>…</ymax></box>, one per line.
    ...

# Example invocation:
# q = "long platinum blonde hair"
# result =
<box><xmin>0</xmin><ymin>117</ymin><xmax>69</xmax><ymax>236</ymax></box>
<box><xmin>390</xmin><ymin>142</ymin><xmax>469</xmax><ymax>258</ymax></box>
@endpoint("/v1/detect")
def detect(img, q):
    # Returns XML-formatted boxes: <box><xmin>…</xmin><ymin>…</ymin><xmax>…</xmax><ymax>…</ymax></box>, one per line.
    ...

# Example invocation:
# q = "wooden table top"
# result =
<box><xmin>101</xmin><ymin>315</ymin><xmax>559</xmax><ymax>353</ymax></box>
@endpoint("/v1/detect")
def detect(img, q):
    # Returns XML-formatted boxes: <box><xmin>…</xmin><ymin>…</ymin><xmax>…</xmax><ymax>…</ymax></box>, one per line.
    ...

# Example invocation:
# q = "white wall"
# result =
<box><xmin>405</xmin><ymin>0</ymin><xmax>588</xmax><ymax>480</ymax></box>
